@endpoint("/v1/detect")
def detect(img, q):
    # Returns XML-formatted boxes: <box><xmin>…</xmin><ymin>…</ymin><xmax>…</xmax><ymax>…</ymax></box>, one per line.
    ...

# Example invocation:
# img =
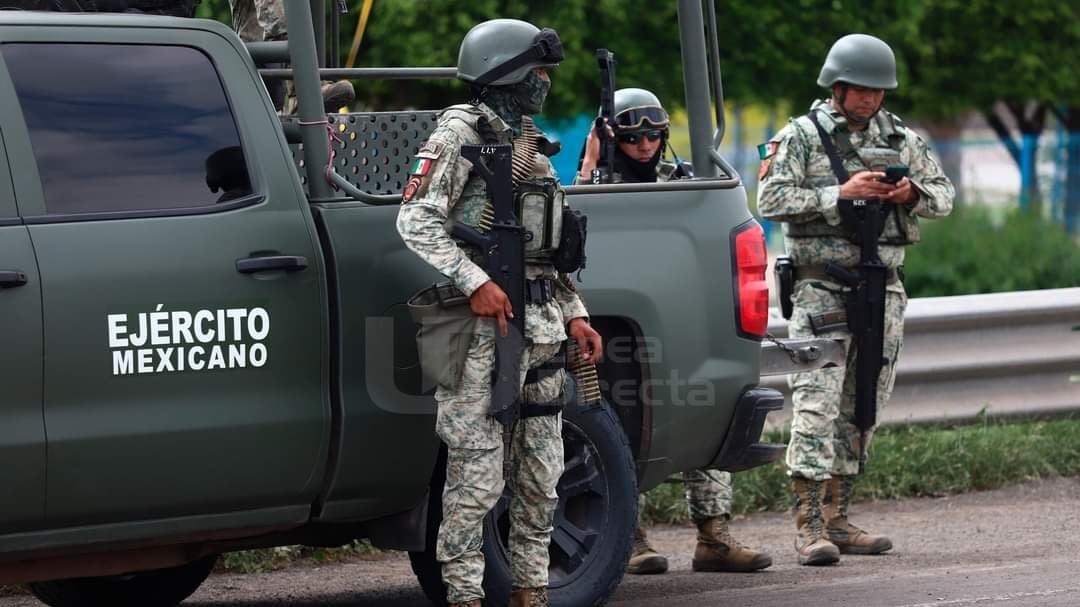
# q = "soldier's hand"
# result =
<box><xmin>568</xmin><ymin>318</ymin><xmax>603</xmax><ymax>364</ymax></box>
<box><xmin>881</xmin><ymin>177</ymin><xmax>917</xmax><ymax>205</ymax></box>
<box><xmin>470</xmin><ymin>281</ymin><xmax>514</xmax><ymax>337</ymax></box>
<box><xmin>839</xmin><ymin>171</ymin><xmax>893</xmax><ymax>200</ymax></box>
<box><xmin>579</xmin><ymin>119</ymin><xmax>615</xmax><ymax>181</ymax></box>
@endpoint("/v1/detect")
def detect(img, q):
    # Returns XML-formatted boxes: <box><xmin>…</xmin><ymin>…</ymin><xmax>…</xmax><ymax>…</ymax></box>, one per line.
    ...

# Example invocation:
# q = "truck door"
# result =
<box><xmin>0</xmin><ymin>129</ymin><xmax>45</xmax><ymax>533</ymax></box>
<box><xmin>0</xmin><ymin>37</ymin><xmax>329</xmax><ymax>526</ymax></box>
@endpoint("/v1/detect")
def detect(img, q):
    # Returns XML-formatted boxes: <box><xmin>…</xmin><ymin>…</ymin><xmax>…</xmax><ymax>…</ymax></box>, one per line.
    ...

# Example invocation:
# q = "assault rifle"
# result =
<box><xmin>591</xmin><ymin>48</ymin><xmax>617</xmax><ymax>184</ymax></box>
<box><xmin>825</xmin><ymin>199</ymin><xmax>888</xmax><ymax>472</ymax></box>
<box><xmin>451</xmin><ymin>144</ymin><xmax>526</xmax><ymax>428</ymax></box>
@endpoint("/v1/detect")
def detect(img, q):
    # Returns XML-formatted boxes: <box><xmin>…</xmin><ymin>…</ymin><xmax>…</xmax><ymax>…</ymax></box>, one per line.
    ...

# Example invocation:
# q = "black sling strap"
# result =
<box><xmin>808</xmin><ymin>112</ymin><xmax>850</xmax><ymax>185</ymax></box>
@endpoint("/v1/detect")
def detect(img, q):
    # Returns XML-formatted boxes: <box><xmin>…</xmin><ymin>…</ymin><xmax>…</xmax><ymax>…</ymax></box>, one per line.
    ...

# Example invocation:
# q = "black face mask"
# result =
<box><xmin>613</xmin><ymin>142</ymin><xmax>662</xmax><ymax>183</ymax></box>
<box><xmin>482</xmin><ymin>71</ymin><xmax>551</xmax><ymax>136</ymax></box>
<box><xmin>511</xmin><ymin>70</ymin><xmax>551</xmax><ymax>115</ymax></box>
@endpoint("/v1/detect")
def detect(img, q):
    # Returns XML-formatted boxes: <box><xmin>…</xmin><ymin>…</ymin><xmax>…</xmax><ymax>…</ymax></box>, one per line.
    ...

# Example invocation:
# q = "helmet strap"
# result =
<box><xmin>469</xmin><ymin>85</ymin><xmax>489</xmax><ymax>106</ymax></box>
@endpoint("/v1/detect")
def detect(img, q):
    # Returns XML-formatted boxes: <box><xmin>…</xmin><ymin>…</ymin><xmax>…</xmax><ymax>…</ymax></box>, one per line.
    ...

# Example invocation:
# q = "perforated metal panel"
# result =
<box><xmin>289</xmin><ymin>111</ymin><xmax>441</xmax><ymax>196</ymax></box>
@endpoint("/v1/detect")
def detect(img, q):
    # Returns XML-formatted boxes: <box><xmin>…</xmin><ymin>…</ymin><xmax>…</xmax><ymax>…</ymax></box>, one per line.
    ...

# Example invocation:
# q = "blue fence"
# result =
<box><xmin>535</xmin><ymin>113</ymin><xmax>1080</xmax><ymax>242</ymax></box>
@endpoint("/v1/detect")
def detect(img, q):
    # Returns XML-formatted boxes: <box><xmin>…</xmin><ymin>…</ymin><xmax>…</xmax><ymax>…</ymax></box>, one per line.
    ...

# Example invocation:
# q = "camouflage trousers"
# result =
<box><xmin>434</xmin><ymin>333</ymin><xmax>565</xmax><ymax>604</ymax></box>
<box><xmin>786</xmin><ymin>280</ymin><xmax>906</xmax><ymax>480</ymax></box>
<box><xmin>684</xmin><ymin>469</ymin><xmax>733</xmax><ymax>522</ymax></box>
<box><xmin>637</xmin><ymin>470</ymin><xmax>732</xmax><ymax>527</ymax></box>
<box><xmin>228</xmin><ymin>0</ymin><xmax>287</xmax><ymax>42</ymax></box>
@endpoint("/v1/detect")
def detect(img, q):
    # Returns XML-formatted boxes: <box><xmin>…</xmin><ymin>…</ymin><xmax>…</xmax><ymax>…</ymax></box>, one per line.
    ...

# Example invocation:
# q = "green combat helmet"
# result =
<box><xmin>612</xmin><ymin>88</ymin><xmax>670</xmax><ymax>133</ymax></box>
<box><xmin>457</xmin><ymin>19</ymin><xmax>563</xmax><ymax>86</ymax></box>
<box><xmin>817</xmin><ymin>34</ymin><xmax>897</xmax><ymax>90</ymax></box>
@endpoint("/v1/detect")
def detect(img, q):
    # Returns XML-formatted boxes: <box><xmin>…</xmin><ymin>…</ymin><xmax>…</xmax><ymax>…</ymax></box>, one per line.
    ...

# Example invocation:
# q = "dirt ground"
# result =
<box><xmin>4</xmin><ymin>477</ymin><xmax>1078</xmax><ymax>607</ymax></box>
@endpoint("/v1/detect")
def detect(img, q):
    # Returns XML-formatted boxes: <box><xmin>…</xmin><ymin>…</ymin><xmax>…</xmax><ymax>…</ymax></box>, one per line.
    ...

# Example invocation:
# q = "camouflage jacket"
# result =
<box><xmin>757</xmin><ymin>99</ymin><xmax>954</xmax><ymax>291</ymax></box>
<box><xmin>396</xmin><ymin>102</ymin><xmax>588</xmax><ymax>344</ymax></box>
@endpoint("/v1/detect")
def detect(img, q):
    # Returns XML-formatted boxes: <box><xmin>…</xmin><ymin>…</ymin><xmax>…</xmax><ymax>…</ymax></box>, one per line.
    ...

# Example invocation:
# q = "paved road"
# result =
<box><xmin>5</xmin><ymin>477</ymin><xmax>1078</xmax><ymax>607</ymax></box>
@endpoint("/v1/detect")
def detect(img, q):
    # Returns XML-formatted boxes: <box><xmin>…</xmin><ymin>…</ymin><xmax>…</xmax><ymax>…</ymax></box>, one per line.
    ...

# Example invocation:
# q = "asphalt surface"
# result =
<box><xmin>4</xmin><ymin>477</ymin><xmax>1078</xmax><ymax>607</ymax></box>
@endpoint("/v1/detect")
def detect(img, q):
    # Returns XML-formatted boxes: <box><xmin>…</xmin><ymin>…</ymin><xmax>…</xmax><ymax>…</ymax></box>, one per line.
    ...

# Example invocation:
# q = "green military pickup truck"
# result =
<box><xmin>0</xmin><ymin>2</ymin><xmax>838</xmax><ymax>606</ymax></box>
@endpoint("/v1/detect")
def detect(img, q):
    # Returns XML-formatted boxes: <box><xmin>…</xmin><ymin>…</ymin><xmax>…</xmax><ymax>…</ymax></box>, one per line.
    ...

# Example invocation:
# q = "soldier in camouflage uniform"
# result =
<box><xmin>578</xmin><ymin>88</ymin><xmax>771</xmax><ymax>575</ymax></box>
<box><xmin>396</xmin><ymin>19</ymin><xmax>602</xmax><ymax>607</ymax></box>
<box><xmin>757</xmin><ymin>34</ymin><xmax>954</xmax><ymax>566</ymax></box>
<box><xmin>228</xmin><ymin>0</ymin><xmax>285</xmax><ymax>43</ymax></box>
<box><xmin>576</xmin><ymin>88</ymin><xmax>686</xmax><ymax>184</ymax></box>
<box><xmin>228</xmin><ymin>0</ymin><xmax>354</xmax><ymax>113</ymax></box>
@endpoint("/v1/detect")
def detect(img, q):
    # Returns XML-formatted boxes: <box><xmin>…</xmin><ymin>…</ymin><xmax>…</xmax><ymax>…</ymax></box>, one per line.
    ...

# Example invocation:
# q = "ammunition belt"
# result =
<box><xmin>477</xmin><ymin>117</ymin><xmax>540</xmax><ymax>232</ymax></box>
<box><xmin>566</xmin><ymin>337</ymin><xmax>602</xmax><ymax>405</ymax></box>
<box><xmin>794</xmin><ymin>265</ymin><xmax>903</xmax><ymax>286</ymax></box>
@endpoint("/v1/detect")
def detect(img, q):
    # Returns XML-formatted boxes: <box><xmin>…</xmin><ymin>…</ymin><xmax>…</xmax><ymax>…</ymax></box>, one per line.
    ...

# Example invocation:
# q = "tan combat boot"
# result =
<box><xmin>627</xmin><ymin>525</ymin><xmax>669</xmax><ymax>574</ymax></box>
<box><xmin>792</xmin><ymin>477</ymin><xmax>841</xmax><ymax>566</ymax></box>
<box><xmin>509</xmin><ymin>586</ymin><xmax>549</xmax><ymax>607</ymax></box>
<box><xmin>691</xmin><ymin>515</ymin><xmax>772</xmax><ymax>572</ymax></box>
<box><xmin>824</xmin><ymin>475</ymin><xmax>893</xmax><ymax>554</ymax></box>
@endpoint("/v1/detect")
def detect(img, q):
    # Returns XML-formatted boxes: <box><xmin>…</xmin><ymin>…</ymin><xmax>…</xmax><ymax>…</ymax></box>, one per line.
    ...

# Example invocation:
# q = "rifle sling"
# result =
<box><xmin>808</xmin><ymin>112</ymin><xmax>850</xmax><ymax>184</ymax></box>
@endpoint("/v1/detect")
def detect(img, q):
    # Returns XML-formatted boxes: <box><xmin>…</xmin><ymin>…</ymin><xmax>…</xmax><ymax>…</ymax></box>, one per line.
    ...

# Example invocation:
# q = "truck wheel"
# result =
<box><xmin>409</xmin><ymin>400</ymin><xmax>637</xmax><ymax>607</ymax></box>
<box><xmin>28</xmin><ymin>555</ymin><xmax>217</xmax><ymax>607</ymax></box>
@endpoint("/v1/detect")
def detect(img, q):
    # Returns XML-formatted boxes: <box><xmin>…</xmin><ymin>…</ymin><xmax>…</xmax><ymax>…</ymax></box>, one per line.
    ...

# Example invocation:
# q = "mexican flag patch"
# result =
<box><xmin>410</xmin><ymin>157</ymin><xmax>433</xmax><ymax>176</ymax></box>
<box><xmin>757</xmin><ymin>141</ymin><xmax>778</xmax><ymax>160</ymax></box>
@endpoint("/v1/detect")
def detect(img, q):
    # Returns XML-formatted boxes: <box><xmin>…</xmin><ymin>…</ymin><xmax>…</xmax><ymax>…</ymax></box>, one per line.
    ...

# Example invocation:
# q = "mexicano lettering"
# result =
<box><xmin>107</xmin><ymin>304</ymin><xmax>270</xmax><ymax>376</ymax></box>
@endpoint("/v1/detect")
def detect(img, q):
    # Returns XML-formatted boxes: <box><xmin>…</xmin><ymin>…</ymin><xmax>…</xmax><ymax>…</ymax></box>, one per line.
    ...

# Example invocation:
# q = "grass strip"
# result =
<box><xmin>643</xmin><ymin>415</ymin><xmax>1080</xmax><ymax>525</ymax></box>
<box><xmin>8</xmin><ymin>416</ymin><xmax>1076</xmax><ymax>583</ymax></box>
<box><xmin>218</xmin><ymin>539</ymin><xmax>380</xmax><ymax>574</ymax></box>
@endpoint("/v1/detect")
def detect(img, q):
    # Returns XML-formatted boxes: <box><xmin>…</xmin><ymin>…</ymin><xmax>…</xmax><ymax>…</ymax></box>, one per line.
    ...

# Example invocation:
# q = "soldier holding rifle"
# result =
<box><xmin>757</xmin><ymin>34</ymin><xmax>954</xmax><ymax>566</ymax></box>
<box><xmin>397</xmin><ymin>19</ymin><xmax>601</xmax><ymax>607</ymax></box>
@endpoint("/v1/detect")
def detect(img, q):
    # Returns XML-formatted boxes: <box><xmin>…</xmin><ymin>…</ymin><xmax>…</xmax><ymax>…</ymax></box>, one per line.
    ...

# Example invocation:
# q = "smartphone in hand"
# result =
<box><xmin>880</xmin><ymin>164</ymin><xmax>909</xmax><ymax>185</ymax></box>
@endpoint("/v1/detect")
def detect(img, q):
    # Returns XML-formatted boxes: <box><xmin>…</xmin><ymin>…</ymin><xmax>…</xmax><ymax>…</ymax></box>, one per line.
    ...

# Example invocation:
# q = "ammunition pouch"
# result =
<box><xmin>775</xmin><ymin>256</ymin><xmax>795</xmax><ymax>320</ymax></box>
<box><xmin>808</xmin><ymin>309</ymin><xmax>848</xmax><ymax>335</ymax></box>
<box><xmin>789</xmin><ymin>199</ymin><xmax>918</xmax><ymax>246</ymax></box>
<box><xmin>407</xmin><ymin>282</ymin><xmax>478</xmax><ymax>391</ymax></box>
<box><xmin>553</xmin><ymin>207</ymin><xmax>588</xmax><ymax>274</ymax></box>
<box><xmin>517</xmin><ymin>178</ymin><xmax>562</xmax><ymax>263</ymax></box>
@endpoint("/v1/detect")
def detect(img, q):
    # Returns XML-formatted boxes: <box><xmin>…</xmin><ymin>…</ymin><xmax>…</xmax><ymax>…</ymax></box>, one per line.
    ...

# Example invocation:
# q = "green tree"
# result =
<box><xmin>350</xmin><ymin>0</ymin><xmax>690</xmax><ymax>116</ymax></box>
<box><xmin>905</xmin><ymin>0</ymin><xmax>1080</xmax><ymax>210</ymax></box>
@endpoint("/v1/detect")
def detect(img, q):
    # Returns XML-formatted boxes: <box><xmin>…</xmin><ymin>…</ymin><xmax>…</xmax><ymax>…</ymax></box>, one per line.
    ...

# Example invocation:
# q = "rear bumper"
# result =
<box><xmin>760</xmin><ymin>337</ymin><xmax>845</xmax><ymax>377</ymax></box>
<box><xmin>708</xmin><ymin>387</ymin><xmax>786</xmax><ymax>472</ymax></box>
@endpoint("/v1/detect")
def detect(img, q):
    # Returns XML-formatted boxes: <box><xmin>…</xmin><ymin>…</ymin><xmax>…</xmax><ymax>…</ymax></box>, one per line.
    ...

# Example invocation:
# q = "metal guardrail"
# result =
<box><xmin>762</xmin><ymin>287</ymin><xmax>1080</xmax><ymax>428</ymax></box>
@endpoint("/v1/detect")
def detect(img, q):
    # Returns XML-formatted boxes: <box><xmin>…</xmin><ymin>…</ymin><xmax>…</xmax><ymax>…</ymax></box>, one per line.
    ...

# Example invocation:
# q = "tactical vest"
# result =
<box><xmin>785</xmin><ymin>107</ymin><xmax>921</xmax><ymax>245</ymax></box>
<box><xmin>441</xmin><ymin>104</ymin><xmax>565</xmax><ymax>264</ymax></box>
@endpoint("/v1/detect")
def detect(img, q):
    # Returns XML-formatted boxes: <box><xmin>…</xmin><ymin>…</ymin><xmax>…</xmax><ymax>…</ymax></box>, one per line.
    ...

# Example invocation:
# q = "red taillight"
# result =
<box><xmin>732</xmin><ymin>221</ymin><xmax>769</xmax><ymax>338</ymax></box>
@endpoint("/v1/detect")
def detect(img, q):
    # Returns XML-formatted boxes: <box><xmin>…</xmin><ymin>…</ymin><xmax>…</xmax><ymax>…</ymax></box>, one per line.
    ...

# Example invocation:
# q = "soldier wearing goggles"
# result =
<box><xmin>577</xmin><ymin>88</ymin><xmax>691</xmax><ymax>184</ymax></box>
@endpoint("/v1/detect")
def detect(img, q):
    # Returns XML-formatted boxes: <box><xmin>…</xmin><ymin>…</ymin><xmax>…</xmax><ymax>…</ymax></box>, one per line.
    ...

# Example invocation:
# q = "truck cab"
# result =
<box><xmin>0</xmin><ymin>3</ymin><xmax>836</xmax><ymax>606</ymax></box>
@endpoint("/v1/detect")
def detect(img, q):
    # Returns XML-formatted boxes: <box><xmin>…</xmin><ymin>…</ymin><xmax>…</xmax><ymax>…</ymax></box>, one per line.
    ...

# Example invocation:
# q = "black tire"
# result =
<box><xmin>28</xmin><ymin>555</ymin><xmax>217</xmax><ymax>607</ymax></box>
<box><xmin>409</xmin><ymin>400</ymin><xmax>637</xmax><ymax>607</ymax></box>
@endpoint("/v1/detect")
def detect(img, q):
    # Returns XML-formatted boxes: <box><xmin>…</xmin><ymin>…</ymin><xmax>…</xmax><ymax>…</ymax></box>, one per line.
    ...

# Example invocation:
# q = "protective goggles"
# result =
<box><xmin>474</xmin><ymin>28</ymin><xmax>564</xmax><ymax>86</ymax></box>
<box><xmin>616</xmin><ymin>129</ymin><xmax>665</xmax><ymax>144</ymax></box>
<box><xmin>614</xmin><ymin>105</ymin><xmax>670</xmax><ymax>131</ymax></box>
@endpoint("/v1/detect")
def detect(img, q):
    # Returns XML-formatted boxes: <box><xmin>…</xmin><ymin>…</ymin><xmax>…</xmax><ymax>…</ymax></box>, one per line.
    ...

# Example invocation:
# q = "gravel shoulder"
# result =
<box><xmin>1</xmin><ymin>477</ymin><xmax>1077</xmax><ymax>607</ymax></box>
